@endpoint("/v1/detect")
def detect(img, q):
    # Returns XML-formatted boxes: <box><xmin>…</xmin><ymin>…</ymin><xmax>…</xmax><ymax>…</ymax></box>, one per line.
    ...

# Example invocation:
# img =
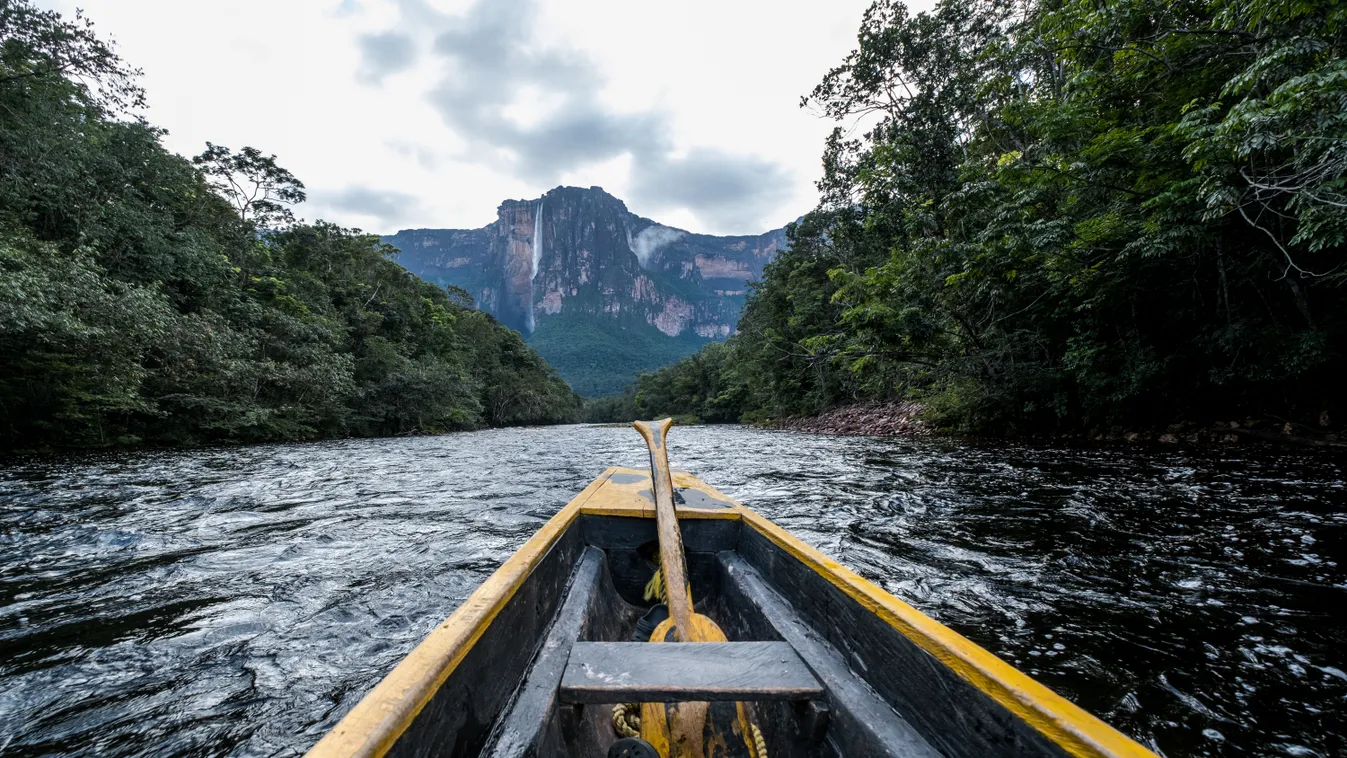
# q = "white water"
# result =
<box><xmin>1</xmin><ymin>428</ymin><xmax>1344</xmax><ymax>756</ymax></box>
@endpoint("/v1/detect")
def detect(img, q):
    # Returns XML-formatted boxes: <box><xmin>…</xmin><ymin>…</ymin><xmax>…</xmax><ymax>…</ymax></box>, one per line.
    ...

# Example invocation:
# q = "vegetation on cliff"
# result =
<box><xmin>0</xmin><ymin>3</ymin><xmax>579</xmax><ymax>451</ymax></box>
<box><xmin>592</xmin><ymin>0</ymin><xmax>1347</xmax><ymax>435</ymax></box>
<box><xmin>529</xmin><ymin>313</ymin><xmax>710</xmax><ymax>397</ymax></box>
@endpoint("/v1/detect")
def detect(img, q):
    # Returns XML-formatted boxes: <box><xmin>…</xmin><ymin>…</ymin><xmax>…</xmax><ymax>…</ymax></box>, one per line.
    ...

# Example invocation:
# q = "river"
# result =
<box><xmin>0</xmin><ymin>425</ymin><xmax>1343</xmax><ymax>757</ymax></box>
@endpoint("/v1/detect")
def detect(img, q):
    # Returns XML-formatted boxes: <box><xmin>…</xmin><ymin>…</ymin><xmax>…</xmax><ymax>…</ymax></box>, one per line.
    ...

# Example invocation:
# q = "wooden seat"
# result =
<box><xmin>558</xmin><ymin>641</ymin><xmax>824</xmax><ymax>703</ymax></box>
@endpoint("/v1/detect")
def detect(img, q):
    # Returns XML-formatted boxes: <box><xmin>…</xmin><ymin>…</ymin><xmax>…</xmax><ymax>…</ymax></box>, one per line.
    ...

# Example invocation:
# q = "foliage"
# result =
<box><xmin>0</xmin><ymin>0</ymin><xmax>143</xmax><ymax>112</ymax></box>
<box><xmin>584</xmin><ymin>341</ymin><xmax>743</xmax><ymax>423</ymax></box>
<box><xmin>0</xmin><ymin>2</ymin><xmax>578</xmax><ymax>451</ymax></box>
<box><xmin>193</xmin><ymin>143</ymin><xmax>307</xmax><ymax>228</ymax></box>
<box><xmin>527</xmin><ymin>312</ymin><xmax>710</xmax><ymax>398</ymax></box>
<box><xmin>602</xmin><ymin>0</ymin><xmax>1347</xmax><ymax>433</ymax></box>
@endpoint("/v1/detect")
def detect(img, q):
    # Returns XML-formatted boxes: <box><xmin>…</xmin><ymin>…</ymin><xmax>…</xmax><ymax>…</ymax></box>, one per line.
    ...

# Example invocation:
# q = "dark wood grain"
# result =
<box><xmin>579</xmin><ymin>513</ymin><xmax>740</xmax><ymax>553</ymax></box>
<box><xmin>385</xmin><ymin>521</ymin><xmax>584</xmax><ymax>758</ymax></box>
<box><xmin>716</xmin><ymin>551</ymin><xmax>941</xmax><ymax>758</ymax></box>
<box><xmin>483</xmin><ymin>547</ymin><xmax>604</xmax><ymax>758</ymax></box>
<box><xmin>559</xmin><ymin>641</ymin><xmax>823</xmax><ymax>703</ymax></box>
<box><xmin>582</xmin><ymin>513</ymin><xmax>737</xmax><ymax>607</ymax></box>
<box><xmin>736</xmin><ymin>528</ymin><xmax>1074</xmax><ymax>758</ymax></box>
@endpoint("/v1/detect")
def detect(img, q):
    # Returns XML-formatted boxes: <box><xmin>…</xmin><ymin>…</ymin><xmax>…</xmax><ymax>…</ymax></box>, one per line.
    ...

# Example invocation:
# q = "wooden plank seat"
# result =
<box><xmin>559</xmin><ymin>641</ymin><xmax>824</xmax><ymax>703</ymax></box>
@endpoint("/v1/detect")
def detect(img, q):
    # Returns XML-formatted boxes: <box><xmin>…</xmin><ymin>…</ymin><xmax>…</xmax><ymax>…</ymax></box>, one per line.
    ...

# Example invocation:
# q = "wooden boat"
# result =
<box><xmin>307</xmin><ymin>421</ymin><xmax>1157</xmax><ymax>758</ymax></box>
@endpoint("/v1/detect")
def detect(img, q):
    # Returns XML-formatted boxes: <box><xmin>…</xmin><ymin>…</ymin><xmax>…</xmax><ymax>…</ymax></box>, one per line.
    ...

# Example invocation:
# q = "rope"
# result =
<box><xmin>643</xmin><ymin>566</ymin><xmax>666</xmax><ymax>604</ymax></box>
<box><xmin>633</xmin><ymin>563</ymin><xmax>768</xmax><ymax>758</ymax></box>
<box><xmin>751</xmin><ymin>722</ymin><xmax>768</xmax><ymax>758</ymax></box>
<box><xmin>612</xmin><ymin>703</ymin><xmax>641</xmax><ymax>738</ymax></box>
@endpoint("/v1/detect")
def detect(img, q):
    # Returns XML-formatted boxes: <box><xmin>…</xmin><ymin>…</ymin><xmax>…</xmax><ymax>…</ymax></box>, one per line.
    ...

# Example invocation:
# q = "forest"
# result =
<box><xmin>0</xmin><ymin>3</ymin><xmax>580</xmax><ymax>452</ymax></box>
<box><xmin>591</xmin><ymin>0</ymin><xmax>1347</xmax><ymax>435</ymax></box>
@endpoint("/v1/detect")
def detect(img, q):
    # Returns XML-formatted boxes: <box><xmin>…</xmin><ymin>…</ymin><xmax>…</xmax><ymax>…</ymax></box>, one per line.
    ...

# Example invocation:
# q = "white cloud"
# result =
<box><xmin>630</xmin><ymin>225</ymin><xmax>686</xmax><ymax>267</ymax></box>
<box><xmin>40</xmin><ymin>0</ymin><xmax>931</xmax><ymax>234</ymax></box>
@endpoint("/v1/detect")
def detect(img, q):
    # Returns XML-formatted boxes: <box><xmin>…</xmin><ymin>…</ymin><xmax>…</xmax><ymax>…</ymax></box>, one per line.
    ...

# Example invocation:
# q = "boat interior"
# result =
<box><xmin>306</xmin><ymin>463</ymin><xmax>1151</xmax><ymax>758</ymax></box>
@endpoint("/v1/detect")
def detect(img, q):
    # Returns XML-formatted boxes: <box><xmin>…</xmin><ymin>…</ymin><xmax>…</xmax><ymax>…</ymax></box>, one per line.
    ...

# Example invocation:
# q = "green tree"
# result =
<box><xmin>605</xmin><ymin>0</ymin><xmax>1347</xmax><ymax>435</ymax></box>
<box><xmin>193</xmin><ymin>143</ymin><xmax>307</xmax><ymax>228</ymax></box>
<box><xmin>0</xmin><ymin>1</ymin><xmax>579</xmax><ymax>451</ymax></box>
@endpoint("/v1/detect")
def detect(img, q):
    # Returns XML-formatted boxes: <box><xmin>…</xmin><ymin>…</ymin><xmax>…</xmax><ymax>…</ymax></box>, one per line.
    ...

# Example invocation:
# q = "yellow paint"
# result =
<box><xmin>643</xmin><ymin>615</ymin><xmax>750</xmax><ymax>758</ymax></box>
<box><xmin>307</xmin><ymin>466</ymin><xmax>1156</xmax><ymax>758</ymax></box>
<box><xmin>737</xmin><ymin>507</ymin><xmax>1159</xmax><ymax>758</ymax></box>
<box><xmin>303</xmin><ymin>470</ymin><xmax>612</xmax><ymax>758</ymax></box>
<box><xmin>579</xmin><ymin>466</ymin><xmax>742</xmax><ymax>520</ymax></box>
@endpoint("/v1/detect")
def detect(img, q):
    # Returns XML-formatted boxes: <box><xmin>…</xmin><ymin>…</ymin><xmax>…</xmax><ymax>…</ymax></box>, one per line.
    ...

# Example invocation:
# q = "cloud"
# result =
<box><xmin>355</xmin><ymin>0</ymin><xmax>794</xmax><ymax>232</ymax></box>
<box><xmin>629</xmin><ymin>148</ymin><xmax>795</xmax><ymax>232</ymax></box>
<box><xmin>630</xmin><ymin>225</ymin><xmax>686</xmax><ymax>266</ymax></box>
<box><xmin>386</xmin><ymin>139</ymin><xmax>445</xmax><ymax>170</ymax></box>
<box><xmin>356</xmin><ymin>31</ymin><xmax>417</xmax><ymax>85</ymax></box>
<box><xmin>421</xmin><ymin>0</ymin><xmax>668</xmax><ymax>182</ymax></box>
<box><xmin>312</xmin><ymin>187</ymin><xmax>422</xmax><ymax>231</ymax></box>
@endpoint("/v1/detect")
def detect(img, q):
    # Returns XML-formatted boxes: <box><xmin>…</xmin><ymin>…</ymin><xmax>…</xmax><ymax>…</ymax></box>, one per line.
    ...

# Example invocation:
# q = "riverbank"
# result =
<box><xmin>760</xmin><ymin>402</ymin><xmax>1347</xmax><ymax>450</ymax></box>
<box><xmin>764</xmin><ymin>401</ymin><xmax>933</xmax><ymax>437</ymax></box>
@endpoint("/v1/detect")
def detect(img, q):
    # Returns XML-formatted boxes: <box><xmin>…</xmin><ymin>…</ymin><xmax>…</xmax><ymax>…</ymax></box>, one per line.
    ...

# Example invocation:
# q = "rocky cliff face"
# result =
<box><xmin>383</xmin><ymin>186</ymin><xmax>788</xmax><ymax>340</ymax></box>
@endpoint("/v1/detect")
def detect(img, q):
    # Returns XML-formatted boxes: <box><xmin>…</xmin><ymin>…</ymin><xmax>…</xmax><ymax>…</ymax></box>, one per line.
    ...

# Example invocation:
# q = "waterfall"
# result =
<box><xmin>531</xmin><ymin>202</ymin><xmax>544</xmax><ymax>282</ymax></box>
<box><xmin>526</xmin><ymin>201</ymin><xmax>543</xmax><ymax>333</ymax></box>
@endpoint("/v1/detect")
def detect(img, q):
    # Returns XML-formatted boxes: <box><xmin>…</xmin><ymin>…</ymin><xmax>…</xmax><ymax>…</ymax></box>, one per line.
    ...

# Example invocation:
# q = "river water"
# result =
<box><xmin>0</xmin><ymin>425</ymin><xmax>1343</xmax><ymax>757</ymax></box>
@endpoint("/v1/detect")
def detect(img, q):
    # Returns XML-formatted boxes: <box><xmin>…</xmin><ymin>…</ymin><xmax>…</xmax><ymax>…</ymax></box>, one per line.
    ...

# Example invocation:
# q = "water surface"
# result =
<box><xmin>1</xmin><ymin>426</ymin><xmax>1343</xmax><ymax>757</ymax></box>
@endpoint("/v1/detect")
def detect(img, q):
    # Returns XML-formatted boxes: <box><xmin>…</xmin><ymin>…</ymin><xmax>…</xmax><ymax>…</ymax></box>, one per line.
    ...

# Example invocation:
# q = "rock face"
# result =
<box><xmin>382</xmin><ymin>186</ymin><xmax>789</xmax><ymax>339</ymax></box>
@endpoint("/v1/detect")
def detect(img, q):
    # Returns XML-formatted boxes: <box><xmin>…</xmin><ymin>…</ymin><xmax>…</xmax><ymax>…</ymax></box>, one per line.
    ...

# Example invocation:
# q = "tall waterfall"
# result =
<box><xmin>526</xmin><ymin>202</ymin><xmax>543</xmax><ymax>333</ymax></box>
<box><xmin>531</xmin><ymin>202</ymin><xmax>544</xmax><ymax>282</ymax></box>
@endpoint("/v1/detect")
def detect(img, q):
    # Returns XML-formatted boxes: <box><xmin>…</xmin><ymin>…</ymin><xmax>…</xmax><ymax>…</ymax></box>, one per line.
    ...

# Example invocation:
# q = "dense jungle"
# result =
<box><xmin>590</xmin><ymin>0</ymin><xmax>1347</xmax><ymax>438</ymax></box>
<box><xmin>0</xmin><ymin>2</ymin><xmax>580</xmax><ymax>452</ymax></box>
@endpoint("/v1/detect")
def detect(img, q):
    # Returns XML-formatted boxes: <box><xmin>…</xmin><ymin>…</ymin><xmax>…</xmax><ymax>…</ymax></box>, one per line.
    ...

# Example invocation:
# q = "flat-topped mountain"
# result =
<box><xmin>383</xmin><ymin>186</ymin><xmax>789</xmax><ymax>395</ymax></box>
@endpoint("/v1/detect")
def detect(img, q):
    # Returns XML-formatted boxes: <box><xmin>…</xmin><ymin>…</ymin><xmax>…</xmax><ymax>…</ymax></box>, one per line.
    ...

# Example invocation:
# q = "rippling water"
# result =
<box><xmin>1</xmin><ymin>426</ymin><xmax>1343</xmax><ymax>757</ymax></box>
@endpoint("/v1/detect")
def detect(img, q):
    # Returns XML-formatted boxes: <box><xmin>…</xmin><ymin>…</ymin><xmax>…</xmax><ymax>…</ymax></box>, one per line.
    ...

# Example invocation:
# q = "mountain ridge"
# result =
<box><xmin>382</xmin><ymin>186</ymin><xmax>791</xmax><ymax>395</ymax></box>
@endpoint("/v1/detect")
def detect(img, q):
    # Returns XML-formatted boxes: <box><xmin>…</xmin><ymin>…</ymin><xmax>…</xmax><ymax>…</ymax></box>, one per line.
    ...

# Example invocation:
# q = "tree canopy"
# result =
<box><xmin>0</xmin><ymin>1</ymin><xmax>579</xmax><ymax>451</ymax></box>
<box><xmin>594</xmin><ymin>0</ymin><xmax>1347</xmax><ymax>434</ymax></box>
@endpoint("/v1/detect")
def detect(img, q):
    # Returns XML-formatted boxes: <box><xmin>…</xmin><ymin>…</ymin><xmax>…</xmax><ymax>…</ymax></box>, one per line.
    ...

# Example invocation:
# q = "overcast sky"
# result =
<box><xmin>41</xmin><ymin>0</ymin><xmax>917</xmax><ymax>235</ymax></box>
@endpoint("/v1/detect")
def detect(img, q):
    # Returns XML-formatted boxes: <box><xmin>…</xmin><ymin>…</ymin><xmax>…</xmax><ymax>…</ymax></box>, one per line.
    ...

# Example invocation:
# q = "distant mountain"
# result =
<box><xmin>382</xmin><ymin>186</ymin><xmax>789</xmax><ymax>396</ymax></box>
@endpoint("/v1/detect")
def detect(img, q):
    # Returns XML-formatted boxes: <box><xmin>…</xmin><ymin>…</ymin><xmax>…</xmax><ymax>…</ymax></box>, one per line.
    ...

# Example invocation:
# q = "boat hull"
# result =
<box><xmin>306</xmin><ymin>467</ymin><xmax>1155</xmax><ymax>758</ymax></box>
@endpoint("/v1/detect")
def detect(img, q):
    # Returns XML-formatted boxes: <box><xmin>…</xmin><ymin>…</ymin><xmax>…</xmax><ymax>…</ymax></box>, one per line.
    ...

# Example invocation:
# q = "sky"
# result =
<box><xmin>40</xmin><ymin>0</ymin><xmax>907</xmax><ymax>235</ymax></box>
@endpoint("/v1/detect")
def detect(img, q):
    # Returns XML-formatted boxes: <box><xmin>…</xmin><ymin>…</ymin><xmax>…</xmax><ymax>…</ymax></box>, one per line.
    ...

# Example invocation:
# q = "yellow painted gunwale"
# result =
<box><xmin>307</xmin><ymin>467</ymin><xmax>1157</xmax><ymax>758</ymax></box>
<box><xmin>735</xmin><ymin>506</ymin><xmax>1157</xmax><ymax>758</ymax></box>
<box><xmin>305</xmin><ymin>469</ymin><xmax>609</xmax><ymax>758</ymax></box>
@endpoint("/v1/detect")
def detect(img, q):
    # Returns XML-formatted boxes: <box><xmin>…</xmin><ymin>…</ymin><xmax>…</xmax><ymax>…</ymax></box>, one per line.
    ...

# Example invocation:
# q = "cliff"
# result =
<box><xmin>382</xmin><ymin>186</ymin><xmax>789</xmax><ymax>395</ymax></box>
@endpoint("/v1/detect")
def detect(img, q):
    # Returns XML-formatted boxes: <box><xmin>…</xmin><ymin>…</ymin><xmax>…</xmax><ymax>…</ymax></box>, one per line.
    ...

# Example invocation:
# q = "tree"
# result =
<box><xmin>193</xmin><ymin>143</ymin><xmax>307</xmax><ymax>228</ymax></box>
<box><xmin>0</xmin><ymin>2</ymin><xmax>580</xmax><ymax>451</ymax></box>
<box><xmin>0</xmin><ymin>0</ymin><xmax>144</xmax><ymax>112</ymax></box>
<box><xmin>609</xmin><ymin>0</ymin><xmax>1347</xmax><ymax>436</ymax></box>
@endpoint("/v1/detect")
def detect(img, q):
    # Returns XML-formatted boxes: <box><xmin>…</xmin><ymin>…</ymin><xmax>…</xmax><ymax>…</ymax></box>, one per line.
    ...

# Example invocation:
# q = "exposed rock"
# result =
<box><xmin>764</xmin><ymin>402</ymin><xmax>932</xmax><ymax>438</ymax></box>
<box><xmin>651</xmin><ymin>298</ymin><xmax>694</xmax><ymax>337</ymax></box>
<box><xmin>539</xmin><ymin>289</ymin><xmax>563</xmax><ymax>315</ymax></box>
<box><xmin>1159</xmin><ymin>433</ymin><xmax>1178</xmax><ymax>444</ymax></box>
<box><xmin>382</xmin><ymin>186</ymin><xmax>789</xmax><ymax>339</ymax></box>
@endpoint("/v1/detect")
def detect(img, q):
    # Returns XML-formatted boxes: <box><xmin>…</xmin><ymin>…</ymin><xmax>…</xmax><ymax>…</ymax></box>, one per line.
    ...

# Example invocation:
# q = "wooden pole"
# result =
<box><xmin>633</xmin><ymin>418</ymin><xmax>698</xmax><ymax>642</ymax></box>
<box><xmin>634</xmin><ymin>420</ymin><xmax>770</xmax><ymax>757</ymax></box>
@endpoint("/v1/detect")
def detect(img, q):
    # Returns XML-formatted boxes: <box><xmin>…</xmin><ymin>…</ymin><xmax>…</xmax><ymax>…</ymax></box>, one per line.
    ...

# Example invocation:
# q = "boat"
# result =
<box><xmin>306</xmin><ymin>420</ymin><xmax>1158</xmax><ymax>758</ymax></box>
